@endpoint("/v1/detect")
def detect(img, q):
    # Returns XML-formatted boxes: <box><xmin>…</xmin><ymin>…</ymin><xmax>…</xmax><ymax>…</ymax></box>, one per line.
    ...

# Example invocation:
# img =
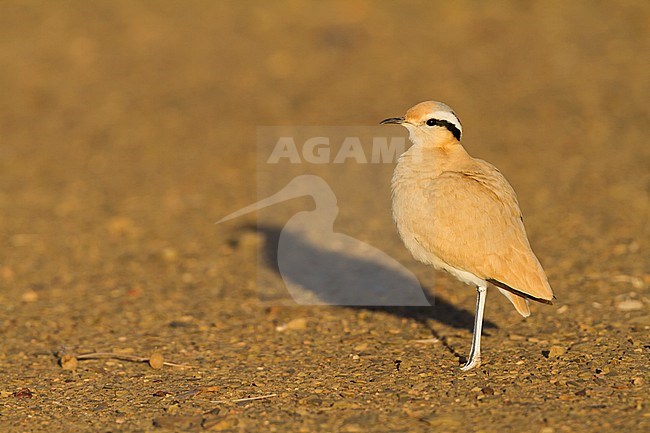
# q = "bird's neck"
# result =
<box><xmin>396</xmin><ymin>140</ymin><xmax>471</xmax><ymax>177</ymax></box>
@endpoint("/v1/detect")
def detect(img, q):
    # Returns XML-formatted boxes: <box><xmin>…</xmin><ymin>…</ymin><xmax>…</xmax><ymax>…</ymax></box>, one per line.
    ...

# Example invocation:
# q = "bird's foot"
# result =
<box><xmin>460</xmin><ymin>355</ymin><xmax>481</xmax><ymax>371</ymax></box>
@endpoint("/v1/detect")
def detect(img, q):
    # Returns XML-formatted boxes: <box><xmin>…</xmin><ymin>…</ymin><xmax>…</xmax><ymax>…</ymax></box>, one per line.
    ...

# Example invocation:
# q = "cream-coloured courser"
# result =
<box><xmin>381</xmin><ymin>101</ymin><xmax>554</xmax><ymax>371</ymax></box>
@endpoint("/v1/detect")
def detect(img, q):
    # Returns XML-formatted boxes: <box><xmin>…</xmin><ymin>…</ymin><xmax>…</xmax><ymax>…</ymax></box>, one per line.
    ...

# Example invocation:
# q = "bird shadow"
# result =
<box><xmin>239</xmin><ymin>223</ymin><xmax>498</xmax><ymax>348</ymax></box>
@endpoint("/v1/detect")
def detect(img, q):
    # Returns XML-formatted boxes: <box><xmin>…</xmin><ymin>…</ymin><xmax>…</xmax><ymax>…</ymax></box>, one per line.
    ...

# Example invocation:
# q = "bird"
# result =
<box><xmin>381</xmin><ymin>101</ymin><xmax>554</xmax><ymax>371</ymax></box>
<box><xmin>218</xmin><ymin>174</ymin><xmax>430</xmax><ymax>306</ymax></box>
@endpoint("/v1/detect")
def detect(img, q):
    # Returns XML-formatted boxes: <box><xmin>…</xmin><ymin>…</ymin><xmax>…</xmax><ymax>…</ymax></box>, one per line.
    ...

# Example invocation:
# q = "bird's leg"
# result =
<box><xmin>461</xmin><ymin>285</ymin><xmax>487</xmax><ymax>371</ymax></box>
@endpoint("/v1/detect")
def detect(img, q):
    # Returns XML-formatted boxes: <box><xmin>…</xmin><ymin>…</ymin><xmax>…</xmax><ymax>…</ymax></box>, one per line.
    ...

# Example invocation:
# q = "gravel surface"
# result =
<box><xmin>0</xmin><ymin>1</ymin><xmax>648</xmax><ymax>432</ymax></box>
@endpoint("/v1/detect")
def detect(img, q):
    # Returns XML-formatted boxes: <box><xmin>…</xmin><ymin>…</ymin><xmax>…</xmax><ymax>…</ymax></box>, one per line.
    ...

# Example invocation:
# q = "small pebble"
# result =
<box><xmin>13</xmin><ymin>388</ymin><xmax>33</xmax><ymax>399</ymax></box>
<box><xmin>616</xmin><ymin>300</ymin><xmax>643</xmax><ymax>311</ymax></box>
<box><xmin>544</xmin><ymin>346</ymin><xmax>566</xmax><ymax>358</ymax></box>
<box><xmin>161</xmin><ymin>247</ymin><xmax>178</xmax><ymax>262</ymax></box>
<box><xmin>276</xmin><ymin>318</ymin><xmax>307</xmax><ymax>332</ymax></box>
<box><xmin>303</xmin><ymin>394</ymin><xmax>323</xmax><ymax>406</ymax></box>
<box><xmin>60</xmin><ymin>354</ymin><xmax>78</xmax><ymax>371</ymax></box>
<box><xmin>21</xmin><ymin>290</ymin><xmax>39</xmax><ymax>303</ymax></box>
<box><xmin>149</xmin><ymin>352</ymin><xmax>164</xmax><ymax>370</ymax></box>
<box><xmin>165</xmin><ymin>403</ymin><xmax>181</xmax><ymax>415</ymax></box>
<box><xmin>153</xmin><ymin>415</ymin><xmax>202</xmax><ymax>429</ymax></box>
<box><xmin>412</xmin><ymin>338</ymin><xmax>439</xmax><ymax>344</ymax></box>
<box><xmin>205</xmin><ymin>417</ymin><xmax>239</xmax><ymax>431</ymax></box>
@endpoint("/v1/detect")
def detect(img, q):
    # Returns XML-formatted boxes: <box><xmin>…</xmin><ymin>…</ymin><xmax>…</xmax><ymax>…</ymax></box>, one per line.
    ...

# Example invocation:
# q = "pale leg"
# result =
<box><xmin>460</xmin><ymin>285</ymin><xmax>487</xmax><ymax>371</ymax></box>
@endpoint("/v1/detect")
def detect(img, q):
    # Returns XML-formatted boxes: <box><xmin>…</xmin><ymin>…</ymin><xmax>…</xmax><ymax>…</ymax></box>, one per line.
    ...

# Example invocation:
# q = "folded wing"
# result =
<box><xmin>413</xmin><ymin>161</ymin><xmax>553</xmax><ymax>315</ymax></box>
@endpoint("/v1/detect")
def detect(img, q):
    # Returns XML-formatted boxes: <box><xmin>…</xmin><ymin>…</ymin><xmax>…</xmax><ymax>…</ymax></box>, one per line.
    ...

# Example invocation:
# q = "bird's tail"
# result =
<box><xmin>497</xmin><ymin>288</ymin><xmax>531</xmax><ymax>317</ymax></box>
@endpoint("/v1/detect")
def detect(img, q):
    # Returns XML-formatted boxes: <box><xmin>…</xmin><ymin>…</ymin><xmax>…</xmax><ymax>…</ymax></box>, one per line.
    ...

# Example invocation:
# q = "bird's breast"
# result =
<box><xmin>391</xmin><ymin>162</ymin><xmax>437</xmax><ymax>265</ymax></box>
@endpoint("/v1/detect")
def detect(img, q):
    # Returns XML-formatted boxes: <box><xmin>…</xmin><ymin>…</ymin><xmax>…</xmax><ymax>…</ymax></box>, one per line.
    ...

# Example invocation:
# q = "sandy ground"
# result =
<box><xmin>0</xmin><ymin>1</ymin><xmax>648</xmax><ymax>432</ymax></box>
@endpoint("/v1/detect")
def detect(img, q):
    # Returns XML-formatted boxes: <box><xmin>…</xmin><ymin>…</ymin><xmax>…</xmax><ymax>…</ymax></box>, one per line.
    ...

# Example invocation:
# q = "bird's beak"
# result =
<box><xmin>380</xmin><ymin>116</ymin><xmax>405</xmax><ymax>125</ymax></box>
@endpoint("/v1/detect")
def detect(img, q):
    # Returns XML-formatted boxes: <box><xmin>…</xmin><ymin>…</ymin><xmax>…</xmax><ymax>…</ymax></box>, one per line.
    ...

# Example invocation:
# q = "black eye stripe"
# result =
<box><xmin>425</xmin><ymin>118</ymin><xmax>462</xmax><ymax>141</ymax></box>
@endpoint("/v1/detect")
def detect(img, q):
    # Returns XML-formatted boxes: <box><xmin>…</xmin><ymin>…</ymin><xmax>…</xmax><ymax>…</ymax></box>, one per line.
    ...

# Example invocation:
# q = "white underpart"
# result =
<box><xmin>400</xmin><ymin>234</ymin><xmax>485</xmax><ymax>287</ymax></box>
<box><xmin>441</xmin><ymin>263</ymin><xmax>486</xmax><ymax>287</ymax></box>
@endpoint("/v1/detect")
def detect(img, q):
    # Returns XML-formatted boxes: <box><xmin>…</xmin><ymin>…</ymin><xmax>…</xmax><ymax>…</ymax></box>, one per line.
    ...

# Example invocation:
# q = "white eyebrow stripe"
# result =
<box><xmin>429</xmin><ymin>110</ymin><xmax>463</xmax><ymax>133</ymax></box>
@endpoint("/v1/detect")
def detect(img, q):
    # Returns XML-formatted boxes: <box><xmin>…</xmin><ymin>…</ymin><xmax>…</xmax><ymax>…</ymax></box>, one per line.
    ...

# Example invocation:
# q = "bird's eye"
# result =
<box><xmin>426</xmin><ymin>119</ymin><xmax>437</xmax><ymax>126</ymax></box>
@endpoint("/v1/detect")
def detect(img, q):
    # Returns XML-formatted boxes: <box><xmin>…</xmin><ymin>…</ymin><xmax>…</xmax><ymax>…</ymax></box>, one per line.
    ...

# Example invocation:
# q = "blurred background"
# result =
<box><xmin>0</xmin><ymin>1</ymin><xmax>648</xmax><ymax>431</ymax></box>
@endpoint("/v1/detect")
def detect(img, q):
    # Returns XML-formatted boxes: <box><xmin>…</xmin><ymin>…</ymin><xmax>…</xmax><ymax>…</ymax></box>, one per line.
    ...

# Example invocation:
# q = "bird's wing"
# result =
<box><xmin>414</xmin><ymin>162</ymin><xmax>553</xmax><ymax>304</ymax></box>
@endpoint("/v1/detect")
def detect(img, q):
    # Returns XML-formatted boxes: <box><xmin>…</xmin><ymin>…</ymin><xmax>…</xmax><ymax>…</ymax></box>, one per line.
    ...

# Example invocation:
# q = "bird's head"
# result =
<box><xmin>380</xmin><ymin>101</ymin><xmax>462</xmax><ymax>146</ymax></box>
